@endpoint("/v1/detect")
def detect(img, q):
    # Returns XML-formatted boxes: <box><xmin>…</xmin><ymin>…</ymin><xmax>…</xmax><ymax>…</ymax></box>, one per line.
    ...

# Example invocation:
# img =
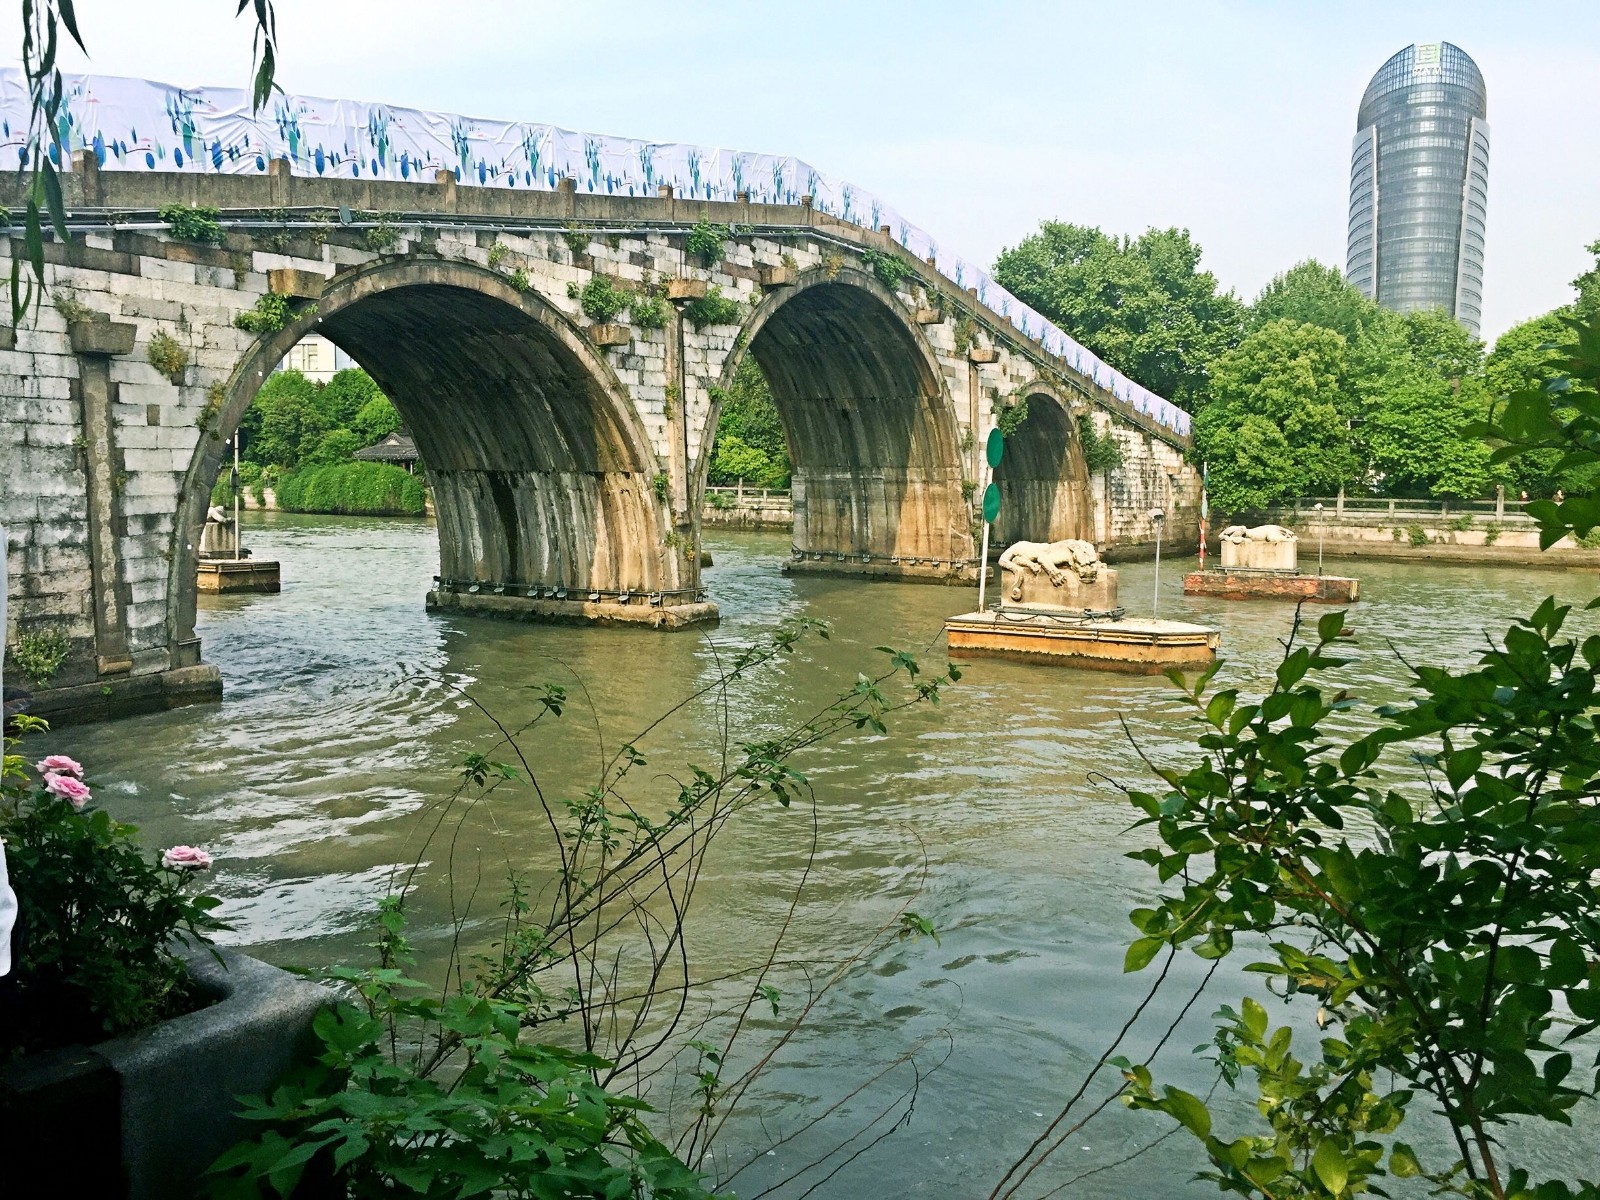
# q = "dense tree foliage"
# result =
<box><xmin>707</xmin><ymin>358</ymin><xmax>791</xmax><ymax>488</ymax></box>
<box><xmin>239</xmin><ymin>367</ymin><xmax>399</xmax><ymax>472</ymax></box>
<box><xmin>993</xmin><ymin>222</ymin><xmax>1245</xmax><ymax>411</ymax></box>
<box><xmin>993</xmin><ymin>229</ymin><xmax>1600</xmax><ymax>512</ymax></box>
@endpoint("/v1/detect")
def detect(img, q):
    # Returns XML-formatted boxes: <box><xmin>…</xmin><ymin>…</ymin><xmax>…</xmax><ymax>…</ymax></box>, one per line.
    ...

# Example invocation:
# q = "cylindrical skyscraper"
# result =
<box><xmin>1346</xmin><ymin>42</ymin><xmax>1489</xmax><ymax>334</ymax></box>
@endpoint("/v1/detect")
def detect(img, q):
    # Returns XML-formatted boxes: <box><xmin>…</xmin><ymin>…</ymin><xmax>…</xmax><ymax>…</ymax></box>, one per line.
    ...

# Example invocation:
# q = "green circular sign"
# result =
<box><xmin>982</xmin><ymin>482</ymin><xmax>1001</xmax><ymax>523</ymax></box>
<box><xmin>986</xmin><ymin>427</ymin><xmax>1005</xmax><ymax>469</ymax></box>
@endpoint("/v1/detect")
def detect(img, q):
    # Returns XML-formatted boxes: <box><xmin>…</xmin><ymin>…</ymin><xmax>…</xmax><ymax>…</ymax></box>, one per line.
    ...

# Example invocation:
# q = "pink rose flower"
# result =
<box><xmin>35</xmin><ymin>755</ymin><xmax>84</xmax><ymax>779</ymax></box>
<box><xmin>44</xmin><ymin>774</ymin><xmax>91</xmax><ymax>808</ymax></box>
<box><xmin>161</xmin><ymin>846</ymin><xmax>213</xmax><ymax>872</ymax></box>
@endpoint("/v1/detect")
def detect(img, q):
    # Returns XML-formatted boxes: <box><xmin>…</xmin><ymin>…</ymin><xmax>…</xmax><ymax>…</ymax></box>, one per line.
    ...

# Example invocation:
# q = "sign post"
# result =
<box><xmin>977</xmin><ymin>428</ymin><xmax>1004</xmax><ymax>610</ymax></box>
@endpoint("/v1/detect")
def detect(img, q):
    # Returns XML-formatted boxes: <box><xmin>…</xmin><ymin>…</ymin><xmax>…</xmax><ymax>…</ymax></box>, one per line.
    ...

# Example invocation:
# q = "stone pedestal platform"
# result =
<box><xmin>783</xmin><ymin>557</ymin><xmax>977</xmax><ymax>585</ymax></box>
<box><xmin>197</xmin><ymin>559</ymin><xmax>281</xmax><ymax>593</ymax></box>
<box><xmin>944</xmin><ymin>609</ymin><xmax>1219</xmax><ymax>674</ymax></box>
<box><xmin>1183</xmin><ymin>570</ymin><xmax>1360</xmax><ymax>604</ymax></box>
<box><xmin>1220</xmin><ymin>539</ymin><xmax>1297</xmax><ymax>571</ymax></box>
<box><xmin>427</xmin><ymin>589</ymin><xmax>718</xmax><ymax>629</ymax></box>
<box><xmin>1002</xmin><ymin>566</ymin><xmax>1119</xmax><ymax>612</ymax></box>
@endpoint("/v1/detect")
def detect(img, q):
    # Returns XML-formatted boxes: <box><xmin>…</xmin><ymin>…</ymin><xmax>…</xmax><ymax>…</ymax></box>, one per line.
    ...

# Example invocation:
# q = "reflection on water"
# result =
<box><xmin>52</xmin><ymin>512</ymin><xmax>1600</xmax><ymax>1196</ymax></box>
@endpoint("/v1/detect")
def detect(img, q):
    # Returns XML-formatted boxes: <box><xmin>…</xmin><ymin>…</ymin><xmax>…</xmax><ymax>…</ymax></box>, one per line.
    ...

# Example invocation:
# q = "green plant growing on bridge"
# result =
<box><xmin>861</xmin><ymin>247</ymin><xmax>912</xmax><ymax>292</ymax></box>
<box><xmin>159</xmin><ymin>203</ymin><xmax>225</xmax><ymax>246</ymax></box>
<box><xmin>562</xmin><ymin>223</ymin><xmax>590</xmax><ymax>258</ymax></box>
<box><xmin>486</xmin><ymin>240</ymin><xmax>509</xmax><ymax>269</ymax></box>
<box><xmin>1077</xmin><ymin>414</ymin><xmax>1123</xmax><ymax>474</ymax></box>
<box><xmin>1483</xmin><ymin>521</ymin><xmax>1503</xmax><ymax>545</ymax></box>
<box><xmin>995</xmin><ymin>396</ymin><xmax>1029</xmax><ymax>438</ymax></box>
<box><xmin>361</xmin><ymin>212</ymin><xmax>402</xmax><ymax>253</ymax></box>
<box><xmin>232</xmin><ymin>292</ymin><xmax>307</xmax><ymax>335</ymax></box>
<box><xmin>652</xmin><ymin>471</ymin><xmax>670</xmax><ymax>502</ymax></box>
<box><xmin>11</xmin><ymin>627</ymin><xmax>70</xmax><ymax>684</ymax></box>
<box><xmin>630</xmin><ymin>286</ymin><xmax>669</xmax><ymax>330</ymax></box>
<box><xmin>683</xmin><ymin>285</ymin><xmax>741</xmax><ymax>330</ymax></box>
<box><xmin>213</xmin><ymin>621</ymin><xmax>960</xmax><ymax>1198</ymax></box>
<box><xmin>52</xmin><ymin>292</ymin><xmax>93</xmax><ymax>325</ymax></box>
<box><xmin>507</xmin><ymin>267</ymin><xmax>531</xmax><ymax>293</ymax></box>
<box><xmin>1406</xmin><ymin>522</ymin><xmax>1429</xmax><ymax>546</ymax></box>
<box><xmin>687</xmin><ymin>218</ymin><xmax>726</xmax><ymax>266</ymax></box>
<box><xmin>952</xmin><ymin>312</ymin><xmax>977</xmax><ymax>355</ymax></box>
<box><xmin>146</xmin><ymin>330</ymin><xmax>188</xmax><ymax>384</ymax></box>
<box><xmin>576</xmin><ymin>275</ymin><xmax>630</xmax><ymax>324</ymax></box>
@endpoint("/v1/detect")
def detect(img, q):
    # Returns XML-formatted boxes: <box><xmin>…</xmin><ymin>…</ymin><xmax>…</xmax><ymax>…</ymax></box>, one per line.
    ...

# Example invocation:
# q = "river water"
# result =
<box><xmin>49</xmin><ymin>514</ymin><xmax>1600</xmax><ymax>1197</ymax></box>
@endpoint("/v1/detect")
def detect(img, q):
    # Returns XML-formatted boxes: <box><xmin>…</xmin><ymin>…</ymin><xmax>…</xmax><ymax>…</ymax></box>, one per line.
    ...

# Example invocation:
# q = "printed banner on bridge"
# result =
<box><xmin>0</xmin><ymin>68</ymin><xmax>1190</xmax><ymax>438</ymax></box>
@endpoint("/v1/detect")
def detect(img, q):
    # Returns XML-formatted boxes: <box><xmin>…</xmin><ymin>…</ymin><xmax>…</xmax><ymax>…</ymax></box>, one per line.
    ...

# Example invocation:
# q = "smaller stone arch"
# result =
<box><xmin>702</xmin><ymin>266</ymin><xmax>973</xmax><ymax>575</ymax></box>
<box><xmin>169</xmin><ymin>258</ymin><xmax>693</xmax><ymax>660</ymax></box>
<box><xmin>992</xmin><ymin>384</ymin><xmax>1094</xmax><ymax>548</ymax></box>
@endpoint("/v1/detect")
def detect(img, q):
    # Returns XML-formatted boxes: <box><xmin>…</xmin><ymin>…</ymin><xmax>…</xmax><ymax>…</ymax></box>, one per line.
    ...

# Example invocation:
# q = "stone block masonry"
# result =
<box><xmin>0</xmin><ymin>157</ymin><xmax>1199</xmax><ymax>724</ymax></box>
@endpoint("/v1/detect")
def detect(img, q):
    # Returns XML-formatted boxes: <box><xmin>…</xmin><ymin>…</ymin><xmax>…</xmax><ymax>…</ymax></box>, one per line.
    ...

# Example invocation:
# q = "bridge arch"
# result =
<box><xmin>704</xmin><ymin>268</ymin><xmax>971</xmax><ymax>570</ymax></box>
<box><xmin>992</xmin><ymin>384</ymin><xmax>1094</xmax><ymax>548</ymax></box>
<box><xmin>170</xmin><ymin>258</ymin><xmax>680</xmax><ymax>654</ymax></box>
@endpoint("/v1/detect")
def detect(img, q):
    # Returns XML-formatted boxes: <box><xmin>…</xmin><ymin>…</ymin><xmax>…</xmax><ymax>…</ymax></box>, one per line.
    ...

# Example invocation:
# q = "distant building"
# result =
<box><xmin>353</xmin><ymin>428</ymin><xmax>419</xmax><ymax>473</ymax></box>
<box><xmin>281</xmin><ymin>333</ymin><xmax>357</xmax><ymax>384</ymax></box>
<box><xmin>1346</xmin><ymin>42</ymin><xmax>1489</xmax><ymax>335</ymax></box>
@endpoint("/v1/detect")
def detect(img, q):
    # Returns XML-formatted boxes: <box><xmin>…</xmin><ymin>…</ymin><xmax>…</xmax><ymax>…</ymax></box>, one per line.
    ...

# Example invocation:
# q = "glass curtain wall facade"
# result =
<box><xmin>1346</xmin><ymin>42</ymin><xmax>1489</xmax><ymax>335</ymax></box>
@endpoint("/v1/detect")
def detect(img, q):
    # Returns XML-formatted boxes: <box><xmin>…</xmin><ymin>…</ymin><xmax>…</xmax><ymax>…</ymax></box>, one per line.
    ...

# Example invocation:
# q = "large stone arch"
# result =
<box><xmin>992</xmin><ymin>384</ymin><xmax>1094</xmax><ymax>547</ymax></box>
<box><xmin>703</xmin><ymin>268</ymin><xmax>971</xmax><ymax>574</ymax></box>
<box><xmin>169</xmin><ymin>258</ymin><xmax>684</xmax><ymax>656</ymax></box>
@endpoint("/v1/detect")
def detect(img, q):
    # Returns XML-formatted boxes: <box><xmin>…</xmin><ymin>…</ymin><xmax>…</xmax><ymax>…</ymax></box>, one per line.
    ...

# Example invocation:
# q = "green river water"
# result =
<box><xmin>44</xmin><ymin>513</ymin><xmax>1600</xmax><ymax>1197</ymax></box>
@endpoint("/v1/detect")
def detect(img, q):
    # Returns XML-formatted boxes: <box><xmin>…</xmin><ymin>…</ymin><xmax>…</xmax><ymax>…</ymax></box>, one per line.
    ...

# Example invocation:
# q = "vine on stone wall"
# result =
<box><xmin>687</xmin><ymin>219</ymin><xmax>727</xmax><ymax>266</ymax></box>
<box><xmin>1077</xmin><ymin>414</ymin><xmax>1123</xmax><ymax>474</ymax></box>
<box><xmin>683</xmin><ymin>286</ymin><xmax>742</xmax><ymax>330</ymax></box>
<box><xmin>860</xmin><ymin>247</ymin><xmax>911</xmax><ymax>292</ymax></box>
<box><xmin>159</xmin><ymin>203</ymin><xmax>224</xmax><ymax>246</ymax></box>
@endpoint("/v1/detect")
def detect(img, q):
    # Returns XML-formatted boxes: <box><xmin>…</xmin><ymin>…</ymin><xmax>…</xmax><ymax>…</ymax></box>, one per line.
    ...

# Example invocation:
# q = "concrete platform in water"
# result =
<box><xmin>944</xmin><ymin>608</ymin><xmax>1220</xmax><ymax>674</ymax></box>
<box><xmin>1182</xmin><ymin>568</ymin><xmax>1359</xmax><ymax>603</ymax></box>
<box><xmin>196</xmin><ymin>558</ymin><xmax>280</xmax><ymax>593</ymax></box>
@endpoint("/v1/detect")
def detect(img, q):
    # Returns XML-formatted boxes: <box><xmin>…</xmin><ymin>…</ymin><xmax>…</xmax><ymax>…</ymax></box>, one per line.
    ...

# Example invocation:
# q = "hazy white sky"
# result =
<box><xmin>9</xmin><ymin>0</ymin><xmax>1598</xmax><ymax>341</ymax></box>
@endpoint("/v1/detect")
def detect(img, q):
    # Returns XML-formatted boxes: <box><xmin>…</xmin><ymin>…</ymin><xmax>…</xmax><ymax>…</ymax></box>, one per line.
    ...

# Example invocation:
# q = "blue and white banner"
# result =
<box><xmin>0</xmin><ymin>69</ymin><xmax>1190</xmax><ymax>437</ymax></box>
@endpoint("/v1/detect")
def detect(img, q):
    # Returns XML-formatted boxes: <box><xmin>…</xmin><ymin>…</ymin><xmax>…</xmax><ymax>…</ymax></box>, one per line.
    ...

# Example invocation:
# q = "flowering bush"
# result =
<box><xmin>0</xmin><ymin>717</ymin><xmax>226</xmax><ymax>1056</ymax></box>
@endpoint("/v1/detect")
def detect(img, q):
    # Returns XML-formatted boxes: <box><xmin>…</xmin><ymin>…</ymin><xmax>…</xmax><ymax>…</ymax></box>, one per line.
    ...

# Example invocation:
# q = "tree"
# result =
<box><xmin>305</xmin><ymin>428</ymin><xmax>363</xmax><ymax>466</ymax></box>
<box><xmin>353</xmin><ymin>394</ymin><xmax>402</xmax><ymax>446</ymax></box>
<box><xmin>1249</xmin><ymin>260</ymin><xmax>1380</xmax><ymax>346</ymax></box>
<box><xmin>1196</xmin><ymin>319</ymin><xmax>1356</xmax><ymax>511</ymax></box>
<box><xmin>709</xmin><ymin>434</ymin><xmax>778</xmax><ymax>487</ymax></box>
<box><xmin>248</xmin><ymin>370</ymin><xmax>327</xmax><ymax>470</ymax></box>
<box><xmin>709</xmin><ymin>358</ymin><xmax>790</xmax><ymax>487</ymax></box>
<box><xmin>1486</xmin><ymin>310</ymin><xmax>1582</xmax><ymax>497</ymax></box>
<box><xmin>1360</xmin><ymin>373</ymin><xmax>1496</xmax><ymax>498</ymax></box>
<box><xmin>993</xmin><ymin>223</ymin><xmax>1245</xmax><ymax>410</ymax></box>
<box><xmin>1573</xmin><ymin>237</ymin><xmax>1600</xmax><ymax>320</ymax></box>
<box><xmin>320</xmin><ymin>367</ymin><xmax>385</xmax><ymax>428</ymax></box>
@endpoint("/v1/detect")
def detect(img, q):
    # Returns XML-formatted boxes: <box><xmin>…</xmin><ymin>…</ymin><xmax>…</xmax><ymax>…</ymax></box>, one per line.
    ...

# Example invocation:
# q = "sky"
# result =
<box><xmin>7</xmin><ymin>0</ymin><xmax>1598</xmax><ymax>341</ymax></box>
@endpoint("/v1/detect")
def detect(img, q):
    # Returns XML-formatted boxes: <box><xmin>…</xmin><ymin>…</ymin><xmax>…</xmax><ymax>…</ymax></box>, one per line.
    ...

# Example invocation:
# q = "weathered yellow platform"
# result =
<box><xmin>197</xmin><ymin>559</ymin><xmax>280</xmax><ymax>593</ymax></box>
<box><xmin>944</xmin><ymin>609</ymin><xmax>1219</xmax><ymax>674</ymax></box>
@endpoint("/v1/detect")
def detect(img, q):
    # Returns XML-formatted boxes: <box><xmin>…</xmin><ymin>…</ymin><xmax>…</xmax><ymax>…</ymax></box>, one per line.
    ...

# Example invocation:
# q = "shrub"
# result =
<box><xmin>159</xmin><ymin>203</ymin><xmax>224</xmax><ymax>245</ymax></box>
<box><xmin>1407</xmin><ymin>522</ymin><xmax>1430</xmax><ymax>546</ymax></box>
<box><xmin>361</xmin><ymin>212</ymin><xmax>401</xmax><ymax>252</ymax></box>
<box><xmin>562</xmin><ymin>223</ymin><xmax>590</xmax><ymax>257</ymax></box>
<box><xmin>233</xmin><ymin>293</ymin><xmax>301</xmax><ymax>335</ymax></box>
<box><xmin>147</xmin><ymin>330</ymin><xmax>188</xmax><ymax>384</ymax></box>
<box><xmin>687</xmin><ymin>218</ymin><xmax>726</xmax><ymax>265</ymax></box>
<box><xmin>860</xmin><ymin>247</ymin><xmax>911</xmax><ymax>291</ymax></box>
<box><xmin>683</xmin><ymin>285</ymin><xmax>742</xmax><ymax>330</ymax></box>
<box><xmin>578</xmin><ymin>275</ymin><xmax>630</xmax><ymax>323</ymax></box>
<box><xmin>52</xmin><ymin>292</ymin><xmax>94</xmax><ymax>324</ymax></box>
<box><xmin>210</xmin><ymin>459</ymin><xmax>262</xmax><ymax>506</ymax></box>
<box><xmin>1483</xmin><ymin>521</ymin><xmax>1503</xmax><ymax>545</ymax></box>
<box><xmin>11</xmin><ymin>628</ymin><xmax>69</xmax><ymax>684</ymax></box>
<box><xmin>275</xmin><ymin>462</ymin><xmax>426</xmax><ymax>516</ymax></box>
<box><xmin>0</xmin><ymin>726</ymin><xmax>225</xmax><ymax>1056</ymax></box>
<box><xmin>486</xmin><ymin>241</ymin><xmax>509</xmax><ymax>269</ymax></box>
<box><xmin>1077</xmin><ymin>414</ymin><xmax>1124</xmax><ymax>474</ymax></box>
<box><xmin>996</xmin><ymin>397</ymin><xmax>1029</xmax><ymax>438</ymax></box>
<box><xmin>630</xmin><ymin>287</ymin><xmax>669</xmax><ymax>329</ymax></box>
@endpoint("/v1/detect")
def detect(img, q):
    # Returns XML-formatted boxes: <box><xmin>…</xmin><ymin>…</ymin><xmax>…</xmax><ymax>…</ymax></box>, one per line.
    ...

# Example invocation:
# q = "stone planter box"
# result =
<box><xmin>0</xmin><ymin>946</ymin><xmax>330</xmax><ymax>1199</ymax></box>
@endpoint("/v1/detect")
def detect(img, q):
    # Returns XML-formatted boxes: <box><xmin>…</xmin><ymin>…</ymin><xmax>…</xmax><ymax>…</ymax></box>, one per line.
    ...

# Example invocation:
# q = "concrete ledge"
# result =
<box><xmin>586</xmin><ymin>322</ymin><xmax>631</xmax><ymax>348</ymax></box>
<box><xmin>1309</xmin><ymin>540</ymin><xmax>1600</xmax><ymax>570</ymax></box>
<box><xmin>22</xmin><ymin>662</ymin><xmax>223</xmax><ymax>727</ymax></box>
<box><xmin>783</xmin><ymin>558</ymin><xmax>978</xmax><ymax>586</ymax></box>
<box><xmin>427</xmin><ymin>590</ymin><xmax>718</xmax><ymax>629</ymax></box>
<box><xmin>98</xmin><ymin>947</ymin><xmax>330</xmax><ymax>1200</ymax></box>
<box><xmin>1183</xmin><ymin>570</ymin><xmax>1360</xmax><ymax>603</ymax></box>
<box><xmin>945</xmin><ymin>610</ymin><xmax>1219</xmax><ymax>673</ymax></box>
<box><xmin>266</xmin><ymin>266</ymin><xmax>327</xmax><ymax>299</ymax></box>
<box><xmin>67</xmin><ymin>319</ymin><xmax>137</xmax><ymax>356</ymax></box>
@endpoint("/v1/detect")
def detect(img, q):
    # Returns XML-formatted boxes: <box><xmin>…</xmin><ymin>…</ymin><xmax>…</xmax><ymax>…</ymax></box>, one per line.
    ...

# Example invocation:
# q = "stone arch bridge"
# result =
<box><xmin>1</xmin><ymin>155</ymin><xmax>1199</xmax><ymax>720</ymax></box>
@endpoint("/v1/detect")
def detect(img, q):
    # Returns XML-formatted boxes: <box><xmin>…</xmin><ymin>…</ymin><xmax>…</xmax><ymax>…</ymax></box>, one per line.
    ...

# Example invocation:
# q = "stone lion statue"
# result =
<box><xmin>998</xmin><ymin>539</ymin><xmax>1102</xmax><ymax>599</ymax></box>
<box><xmin>1218</xmin><ymin>523</ymin><xmax>1297</xmax><ymax>544</ymax></box>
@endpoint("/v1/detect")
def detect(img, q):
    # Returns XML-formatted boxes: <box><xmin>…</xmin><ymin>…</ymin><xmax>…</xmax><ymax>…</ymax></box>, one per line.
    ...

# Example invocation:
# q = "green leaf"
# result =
<box><xmin>1390</xmin><ymin>1142</ymin><xmax>1421</xmax><ymax>1178</ymax></box>
<box><xmin>1312</xmin><ymin>1139</ymin><xmax>1348</xmax><ymax>1194</ymax></box>
<box><xmin>1124</xmin><ymin>936</ymin><xmax>1164</xmax><ymax>973</ymax></box>
<box><xmin>1162</xmin><ymin>1087</ymin><xmax>1211</xmax><ymax>1137</ymax></box>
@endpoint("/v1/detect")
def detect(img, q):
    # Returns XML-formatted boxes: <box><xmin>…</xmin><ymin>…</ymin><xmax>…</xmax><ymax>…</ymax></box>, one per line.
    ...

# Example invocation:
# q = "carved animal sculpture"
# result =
<box><xmin>1218</xmin><ymin>523</ymin><xmax>1297</xmax><ymax>544</ymax></box>
<box><xmin>998</xmin><ymin>539</ymin><xmax>1102</xmax><ymax>600</ymax></box>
